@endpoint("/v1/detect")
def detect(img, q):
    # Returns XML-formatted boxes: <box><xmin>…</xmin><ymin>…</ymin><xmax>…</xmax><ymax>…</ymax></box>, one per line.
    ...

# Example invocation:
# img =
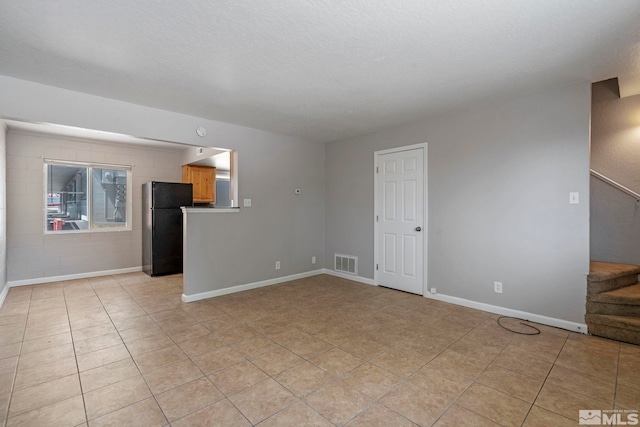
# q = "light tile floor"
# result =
<box><xmin>0</xmin><ymin>272</ymin><xmax>638</xmax><ymax>426</ymax></box>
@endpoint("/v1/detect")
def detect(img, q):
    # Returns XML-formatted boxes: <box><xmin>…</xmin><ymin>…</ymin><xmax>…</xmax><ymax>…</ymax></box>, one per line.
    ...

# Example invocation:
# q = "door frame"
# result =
<box><xmin>373</xmin><ymin>143</ymin><xmax>428</xmax><ymax>295</ymax></box>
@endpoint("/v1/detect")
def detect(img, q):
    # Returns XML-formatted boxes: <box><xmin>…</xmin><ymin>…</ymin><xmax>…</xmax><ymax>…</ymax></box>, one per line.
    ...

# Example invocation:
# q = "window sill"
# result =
<box><xmin>44</xmin><ymin>227</ymin><xmax>132</xmax><ymax>234</ymax></box>
<box><xmin>181</xmin><ymin>207</ymin><xmax>240</xmax><ymax>214</ymax></box>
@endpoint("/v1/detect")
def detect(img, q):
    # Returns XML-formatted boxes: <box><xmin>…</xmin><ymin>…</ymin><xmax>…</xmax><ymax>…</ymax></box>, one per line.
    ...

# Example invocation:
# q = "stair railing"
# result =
<box><xmin>590</xmin><ymin>169</ymin><xmax>640</xmax><ymax>206</ymax></box>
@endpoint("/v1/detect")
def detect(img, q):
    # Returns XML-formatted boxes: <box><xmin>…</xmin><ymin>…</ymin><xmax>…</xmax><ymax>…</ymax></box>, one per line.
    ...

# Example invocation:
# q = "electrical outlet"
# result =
<box><xmin>275</xmin><ymin>261</ymin><xmax>280</xmax><ymax>270</ymax></box>
<box><xmin>311</xmin><ymin>256</ymin><xmax>316</xmax><ymax>264</ymax></box>
<box><xmin>430</xmin><ymin>287</ymin><xmax>436</xmax><ymax>294</ymax></box>
<box><xmin>494</xmin><ymin>281</ymin><xmax>503</xmax><ymax>293</ymax></box>
<box><xmin>243</xmin><ymin>199</ymin><xmax>251</xmax><ymax>207</ymax></box>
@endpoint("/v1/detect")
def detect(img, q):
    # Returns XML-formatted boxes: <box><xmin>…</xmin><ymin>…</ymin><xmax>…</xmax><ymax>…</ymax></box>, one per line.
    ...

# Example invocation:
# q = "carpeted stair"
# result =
<box><xmin>586</xmin><ymin>261</ymin><xmax>640</xmax><ymax>345</ymax></box>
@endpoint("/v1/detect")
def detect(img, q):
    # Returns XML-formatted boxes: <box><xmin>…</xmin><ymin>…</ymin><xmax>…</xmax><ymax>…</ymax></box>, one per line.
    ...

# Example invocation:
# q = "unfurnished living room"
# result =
<box><xmin>1</xmin><ymin>1</ymin><xmax>640</xmax><ymax>426</ymax></box>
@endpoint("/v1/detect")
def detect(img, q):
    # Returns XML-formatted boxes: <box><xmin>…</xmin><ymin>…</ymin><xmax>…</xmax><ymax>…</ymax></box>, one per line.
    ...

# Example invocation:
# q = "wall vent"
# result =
<box><xmin>335</xmin><ymin>254</ymin><xmax>358</xmax><ymax>275</ymax></box>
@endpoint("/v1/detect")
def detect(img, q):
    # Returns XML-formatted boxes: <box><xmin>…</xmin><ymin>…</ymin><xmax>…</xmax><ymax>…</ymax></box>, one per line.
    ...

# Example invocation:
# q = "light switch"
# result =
<box><xmin>569</xmin><ymin>192</ymin><xmax>579</xmax><ymax>204</ymax></box>
<box><xmin>243</xmin><ymin>199</ymin><xmax>251</xmax><ymax>207</ymax></box>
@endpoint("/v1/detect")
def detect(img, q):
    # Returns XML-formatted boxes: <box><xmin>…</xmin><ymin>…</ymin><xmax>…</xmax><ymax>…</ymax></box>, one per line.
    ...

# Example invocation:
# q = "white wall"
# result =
<box><xmin>0</xmin><ymin>124</ymin><xmax>7</xmax><ymax>304</ymax></box>
<box><xmin>590</xmin><ymin>80</ymin><xmax>640</xmax><ymax>265</ymax></box>
<box><xmin>326</xmin><ymin>82</ymin><xmax>591</xmax><ymax>324</ymax></box>
<box><xmin>0</xmin><ymin>75</ymin><xmax>325</xmax><ymax>289</ymax></box>
<box><xmin>6</xmin><ymin>131</ymin><xmax>183</xmax><ymax>282</ymax></box>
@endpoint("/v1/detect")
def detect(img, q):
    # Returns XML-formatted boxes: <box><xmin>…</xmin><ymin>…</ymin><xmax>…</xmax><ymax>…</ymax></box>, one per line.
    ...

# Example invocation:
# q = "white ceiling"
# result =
<box><xmin>1</xmin><ymin>0</ymin><xmax>639</xmax><ymax>143</ymax></box>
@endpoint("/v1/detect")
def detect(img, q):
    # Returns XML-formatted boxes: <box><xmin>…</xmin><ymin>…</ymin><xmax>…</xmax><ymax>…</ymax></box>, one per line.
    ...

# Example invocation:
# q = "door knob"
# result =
<box><xmin>415</xmin><ymin>227</ymin><xmax>422</xmax><ymax>232</ymax></box>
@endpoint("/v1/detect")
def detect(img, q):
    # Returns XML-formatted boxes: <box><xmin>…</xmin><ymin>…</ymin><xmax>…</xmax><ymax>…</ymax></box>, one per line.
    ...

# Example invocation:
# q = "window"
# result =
<box><xmin>44</xmin><ymin>160</ymin><xmax>132</xmax><ymax>233</ymax></box>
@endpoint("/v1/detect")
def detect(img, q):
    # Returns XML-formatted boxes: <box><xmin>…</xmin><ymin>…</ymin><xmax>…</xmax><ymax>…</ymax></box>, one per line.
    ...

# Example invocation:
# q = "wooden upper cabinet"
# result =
<box><xmin>182</xmin><ymin>165</ymin><xmax>216</xmax><ymax>203</ymax></box>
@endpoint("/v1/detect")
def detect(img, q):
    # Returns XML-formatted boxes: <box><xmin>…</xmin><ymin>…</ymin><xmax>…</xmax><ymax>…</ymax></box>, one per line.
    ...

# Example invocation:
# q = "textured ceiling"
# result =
<box><xmin>1</xmin><ymin>0</ymin><xmax>639</xmax><ymax>143</ymax></box>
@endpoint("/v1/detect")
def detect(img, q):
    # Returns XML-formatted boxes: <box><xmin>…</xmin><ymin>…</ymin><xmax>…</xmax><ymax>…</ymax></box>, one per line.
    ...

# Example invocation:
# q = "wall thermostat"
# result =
<box><xmin>196</xmin><ymin>126</ymin><xmax>207</xmax><ymax>137</ymax></box>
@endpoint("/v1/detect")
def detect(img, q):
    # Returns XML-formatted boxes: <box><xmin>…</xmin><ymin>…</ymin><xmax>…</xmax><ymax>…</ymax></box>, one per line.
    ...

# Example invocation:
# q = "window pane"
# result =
<box><xmin>91</xmin><ymin>168</ymin><xmax>127</xmax><ymax>227</ymax></box>
<box><xmin>46</xmin><ymin>165</ymin><xmax>88</xmax><ymax>231</ymax></box>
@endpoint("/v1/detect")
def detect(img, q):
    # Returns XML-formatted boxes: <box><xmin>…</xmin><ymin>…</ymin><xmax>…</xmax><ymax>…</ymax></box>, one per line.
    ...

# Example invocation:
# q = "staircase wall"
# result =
<box><xmin>591</xmin><ymin>79</ymin><xmax>640</xmax><ymax>265</ymax></box>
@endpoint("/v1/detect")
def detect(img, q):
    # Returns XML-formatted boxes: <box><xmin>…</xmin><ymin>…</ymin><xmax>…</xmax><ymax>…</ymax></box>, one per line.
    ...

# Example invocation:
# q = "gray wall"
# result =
<box><xmin>184</xmin><ymin>139</ymin><xmax>325</xmax><ymax>295</ymax></box>
<box><xmin>0</xmin><ymin>74</ymin><xmax>591</xmax><ymax>323</ymax></box>
<box><xmin>6</xmin><ymin>131</ymin><xmax>183</xmax><ymax>282</ymax></box>
<box><xmin>590</xmin><ymin>80</ymin><xmax>640</xmax><ymax>265</ymax></box>
<box><xmin>326</xmin><ymin>82</ymin><xmax>591</xmax><ymax>323</ymax></box>
<box><xmin>0</xmin><ymin>124</ymin><xmax>7</xmax><ymax>302</ymax></box>
<box><xmin>0</xmin><ymin>75</ymin><xmax>325</xmax><ymax>289</ymax></box>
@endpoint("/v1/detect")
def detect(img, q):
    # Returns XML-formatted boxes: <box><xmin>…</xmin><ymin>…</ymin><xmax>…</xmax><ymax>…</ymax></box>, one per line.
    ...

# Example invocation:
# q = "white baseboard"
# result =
<box><xmin>7</xmin><ymin>267</ymin><xmax>143</xmax><ymax>287</ymax></box>
<box><xmin>424</xmin><ymin>292</ymin><xmax>588</xmax><ymax>334</ymax></box>
<box><xmin>182</xmin><ymin>269</ymin><xmax>326</xmax><ymax>303</ymax></box>
<box><xmin>321</xmin><ymin>271</ymin><xmax>585</xmax><ymax>334</ymax></box>
<box><xmin>0</xmin><ymin>283</ymin><xmax>9</xmax><ymax>309</ymax></box>
<box><xmin>5</xmin><ymin>266</ymin><xmax>586</xmax><ymax>334</ymax></box>
<box><xmin>322</xmin><ymin>269</ymin><xmax>376</xmax><ymax>286</ymax></box>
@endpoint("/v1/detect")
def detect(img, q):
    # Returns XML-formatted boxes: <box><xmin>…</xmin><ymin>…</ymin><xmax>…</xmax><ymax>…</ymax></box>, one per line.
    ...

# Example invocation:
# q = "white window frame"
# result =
<box><xmin>43</xmin><ymin>159</ymin><xmax>133</xmax><ymax>234</ymax></box>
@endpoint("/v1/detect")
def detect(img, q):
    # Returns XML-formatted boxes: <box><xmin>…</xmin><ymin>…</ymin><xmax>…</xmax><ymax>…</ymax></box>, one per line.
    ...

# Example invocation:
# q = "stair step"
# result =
<box><xmin>589</xmin><ymin>261</ymin><xmax>640</xmax><ymax>281</ymax></box>
<box><xmin>586</xmin><ymin>301</ymin><xmax>640</xmax><ymax>317</ymax></box>
<box><xmin>587</xmin><ymin>314</ymin><xmax>640</xmax><ymax>331</ymax></box>
<box><xmin>590</xmin><ymin>283</ymin><xmax>640</xmax><ymax>305</ymax></box>
<box><xmin>586</xmin><ymin>314</ymin><xmax>640</xmax><ymax>345</ymax></box>
<box><xmin>588</xmin><ymin>261</ymin><xmax>640</xmax><ymax>295</ymax></box>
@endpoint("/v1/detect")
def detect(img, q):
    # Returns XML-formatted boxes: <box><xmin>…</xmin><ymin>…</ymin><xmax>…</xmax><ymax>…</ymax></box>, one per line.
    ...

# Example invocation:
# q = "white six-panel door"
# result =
<box><xmin>376</xmin><ymin>146</ymin><xmax>425</xmax><ymax>294</ymax></box>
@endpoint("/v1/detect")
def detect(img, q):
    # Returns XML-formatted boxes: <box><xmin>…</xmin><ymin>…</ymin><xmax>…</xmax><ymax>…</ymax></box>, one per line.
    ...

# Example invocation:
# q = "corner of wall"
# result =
<box><xmin>0</xmin><ymin>121</ymin><xmax>7</xmax><ymax>309</ymax></box>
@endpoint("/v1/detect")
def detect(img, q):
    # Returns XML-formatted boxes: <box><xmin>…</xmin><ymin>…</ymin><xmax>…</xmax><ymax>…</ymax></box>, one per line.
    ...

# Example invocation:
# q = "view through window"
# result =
<box><xmin>45</xmin><ymin>160</ymin><xmax>131</xmax><ymax>232</ymax></box>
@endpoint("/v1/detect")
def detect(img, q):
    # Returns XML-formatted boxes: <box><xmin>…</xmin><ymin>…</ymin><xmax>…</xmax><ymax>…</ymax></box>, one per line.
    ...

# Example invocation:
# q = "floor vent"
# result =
<box><xmin>335</xmin><ymin>254</ymin><xmax>358</xmax><ymax>275</ymax></box>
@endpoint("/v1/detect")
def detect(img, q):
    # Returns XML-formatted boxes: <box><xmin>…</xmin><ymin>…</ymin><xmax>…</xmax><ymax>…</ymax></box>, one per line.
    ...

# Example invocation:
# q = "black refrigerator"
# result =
<box><xmin>142</xmin><ymin>181</ymin><xmax>193</xmax><ymax>276</ymax></box>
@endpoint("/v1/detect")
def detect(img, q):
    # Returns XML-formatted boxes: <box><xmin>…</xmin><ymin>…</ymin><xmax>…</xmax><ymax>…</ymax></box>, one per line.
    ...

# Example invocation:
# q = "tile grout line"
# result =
<box><xmin>519</xmin><ymin>330</ymin><xmax>572</xmax><ymax>425</ymax></box>
<box><xmin>60</xmin><ymin>275</ymin><xmax>166</xmax><ymax>424</ymax></box>
<box><xmin>186</xmin><ymin>297</ymin><xmax>300</xmax><ymax>426</ymax></box>
<box><xmin>0</xmin><ymin>282</ymin><xmax>534</xmax><ymax>425</ymax></box>
<box><xmin>3</xmin><ymin>288</ymin><xmax>32</xmax><ymax>426</ymax></box>
<box><xmin>202</xmin><ymin>283</ymin><xmax>404</xmax><ymax>425</ymax></box>
<box><xmin>94</xmin><ymin>275</ymin><xmax>174</xmax><ymax>425</ymax></box>
<box><xmin>114</xmin><ymin>274</ymin><xmax>256</xmax><ymax>426</ymax></box>
<box><xmin>612</xmin><ymin>342</ymin><xmax>621</xmax><ymax>413</ymax></box>
<box><xmin>62</xmin><ymin>282</ymin><xmax>91</xmax><ymax>427</ymax></box>
<box><xmin>420</xmin><ymin>313</ymin><xmax>522</xmax><ymax>426</ymax></box>
<box><xmin>535</xmin><ymin>335</ymin><xmax>622</xmax><ymax>419</ymax></box>
<box><xmin>4</xmin><ymin>274</ymin><xmax>638</xmax><ymax>426</ymax></box>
